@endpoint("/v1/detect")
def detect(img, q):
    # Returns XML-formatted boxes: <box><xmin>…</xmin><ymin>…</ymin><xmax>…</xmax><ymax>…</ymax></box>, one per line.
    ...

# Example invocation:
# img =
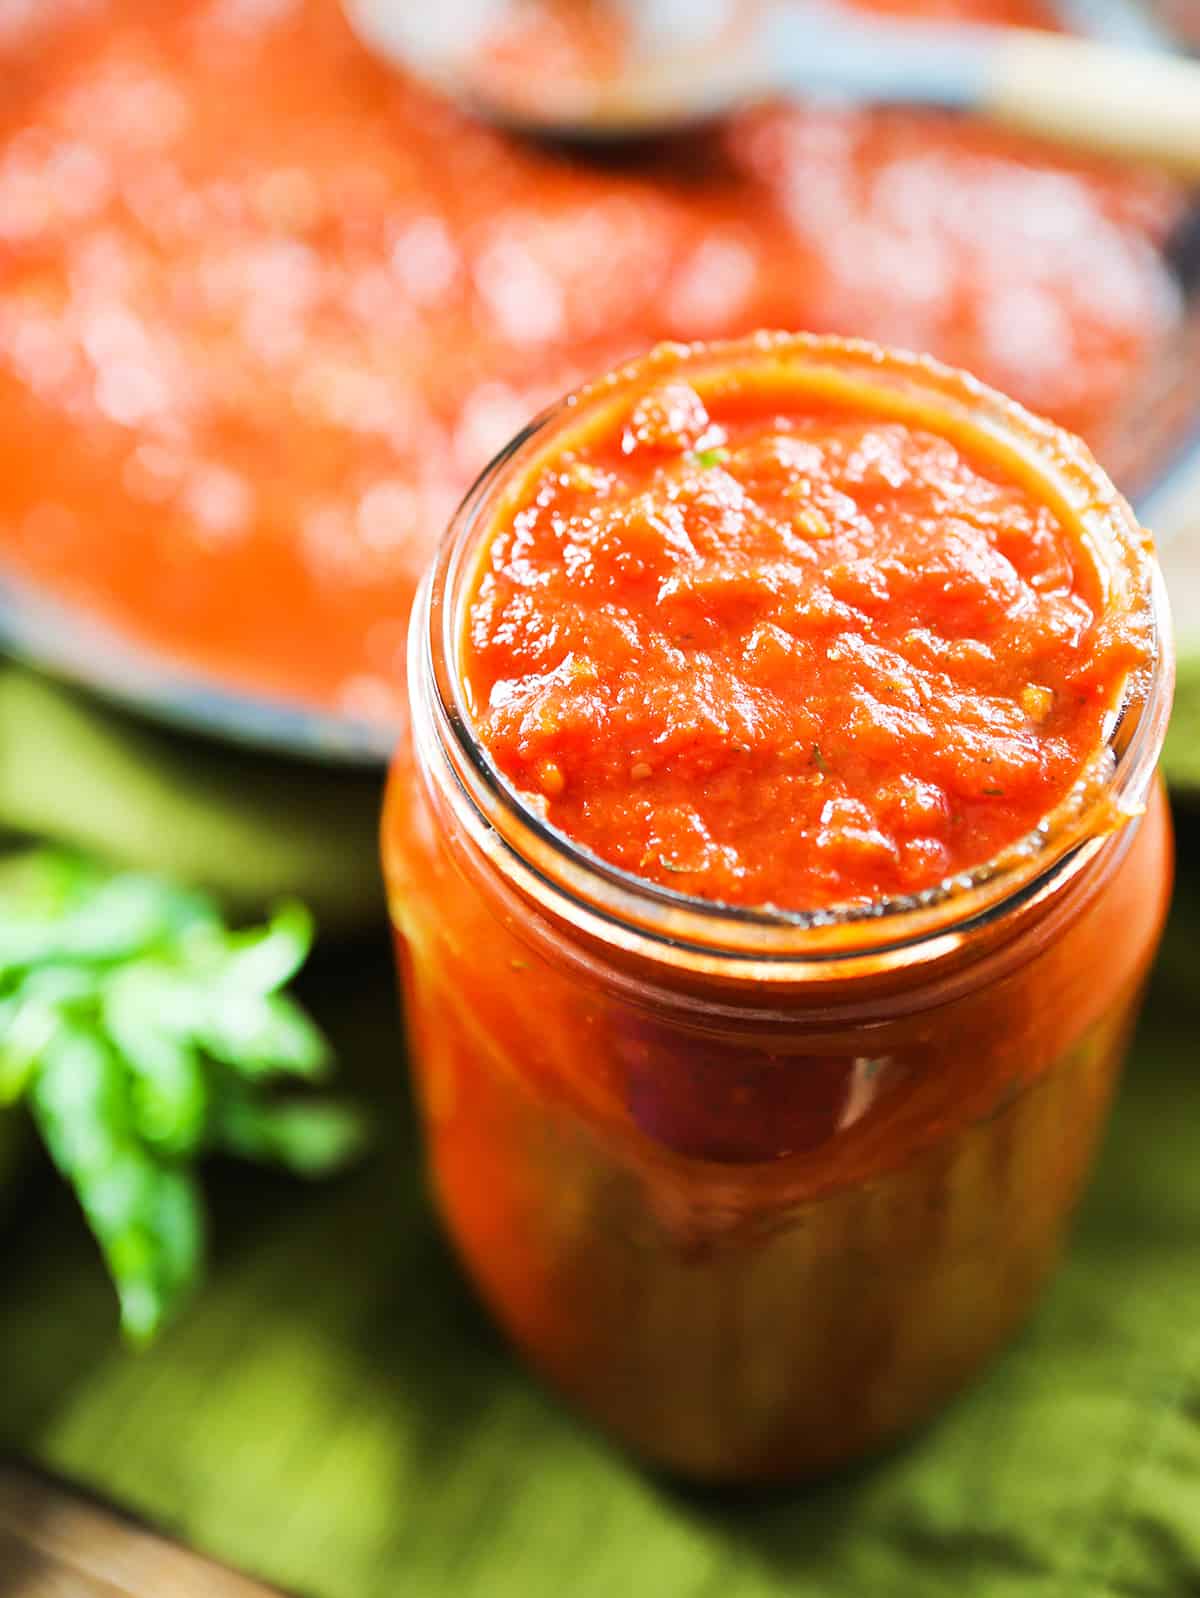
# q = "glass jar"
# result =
<box><xmin>383</xmin><ymin>336</ymin><xmax>1174</xmax><ymax>1483</ymax></box>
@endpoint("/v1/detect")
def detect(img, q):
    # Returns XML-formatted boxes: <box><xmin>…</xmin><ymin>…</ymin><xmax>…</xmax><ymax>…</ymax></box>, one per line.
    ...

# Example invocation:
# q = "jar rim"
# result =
<box><xmin>414</xmin><ymin>333</ymin><xmax>1174</xmax><ymax>977</ymax></box>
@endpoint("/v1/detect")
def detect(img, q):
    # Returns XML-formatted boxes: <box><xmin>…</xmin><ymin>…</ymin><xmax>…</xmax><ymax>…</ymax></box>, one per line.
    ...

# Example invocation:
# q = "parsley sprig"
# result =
<box><xmin>0</xmin><ymin>852</ymin><xmax>367</xmax><ymax>1343</ymax></box>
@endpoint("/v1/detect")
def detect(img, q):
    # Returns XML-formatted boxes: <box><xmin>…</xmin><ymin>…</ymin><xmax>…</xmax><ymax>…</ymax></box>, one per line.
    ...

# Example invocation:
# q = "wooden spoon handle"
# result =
<box><xmin>985</xmin><ymin>29</ymin><xmax>1200</xmax><ymax>178</ymax></box>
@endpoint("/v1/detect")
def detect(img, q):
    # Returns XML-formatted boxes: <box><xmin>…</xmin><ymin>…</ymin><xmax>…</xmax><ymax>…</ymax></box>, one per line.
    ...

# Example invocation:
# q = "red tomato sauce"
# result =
<box><xmin>0</xmin><ymin>0</ymin><xmax>1182</xmax><ymax>720</ymax></box>
<box><xmin>462</xmin><ymin>341</ymin><xmax>1151</xmax><ymax>910</ymax></box>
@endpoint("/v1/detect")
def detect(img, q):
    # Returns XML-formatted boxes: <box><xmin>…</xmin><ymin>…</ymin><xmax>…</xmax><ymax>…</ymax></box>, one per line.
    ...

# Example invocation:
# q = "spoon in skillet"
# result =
<box><xmin>345</xmin><ymin>0</ymin><xmax>1200</xmax><ymax>177</ymax></box>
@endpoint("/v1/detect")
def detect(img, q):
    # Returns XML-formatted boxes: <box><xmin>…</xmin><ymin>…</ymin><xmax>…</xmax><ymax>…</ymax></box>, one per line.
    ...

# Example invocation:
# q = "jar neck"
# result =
<box><xmin>409</xmin><ymin>335</ymin><xmax>1174</xmax><ymax>1007</ymax></box>
<box><xmin>408</xmin><ymin>569</ymin><xmax>1169</xmax><ymax>1022</ymax></box>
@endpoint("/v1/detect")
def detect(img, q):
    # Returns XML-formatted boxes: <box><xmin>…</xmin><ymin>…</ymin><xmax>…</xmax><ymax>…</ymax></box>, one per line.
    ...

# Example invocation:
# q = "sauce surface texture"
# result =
<box><xmin>0</xmin><ymin>0</ymin><xmax>1183</xmax><ymax>719</ymax></box>
<box><xmin>463</xmin><ymin>353</ymin><xmax>1148</xmax><ymax>910</ymax></box>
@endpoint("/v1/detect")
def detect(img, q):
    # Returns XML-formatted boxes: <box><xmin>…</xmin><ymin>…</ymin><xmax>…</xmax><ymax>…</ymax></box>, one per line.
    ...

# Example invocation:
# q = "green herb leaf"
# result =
<box><xmin>0</xmin><ymin>851</ymin><xmax>365</xmax><ymax>1341</ymax></box>
<box><xmin>694</xmin><ymin>446</ymin><xmax>729</xmax><ymax>469</ymax></box>
<box><xmin>211</xmin><ymin>1089</ymin><xmax>370</xmax><ymax>1177</ymax></box>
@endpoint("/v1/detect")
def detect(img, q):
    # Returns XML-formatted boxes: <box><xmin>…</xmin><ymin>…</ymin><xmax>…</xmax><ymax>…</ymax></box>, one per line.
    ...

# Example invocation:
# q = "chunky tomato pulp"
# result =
<box><xmin>0</xmin><ymin>0</ymin><xmax>1183</xmax><ymax>718</ymax></box>
<box><xmin>463</xmin><ymin>354</ymin><xmax>1149</xmax><ymax>910</ymax></box>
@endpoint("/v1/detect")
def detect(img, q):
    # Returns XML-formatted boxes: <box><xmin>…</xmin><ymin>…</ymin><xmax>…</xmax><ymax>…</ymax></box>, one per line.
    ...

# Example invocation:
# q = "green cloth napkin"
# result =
<box><xmin>0</xmin><ymin>1113</ymin><xmax>22</xmax><ymax>1201</ymax></box>
<box><xmin>0</xmin><ymin>667</ymin><xmax>386</xmax><ymax>932</ymax></box>
<box><xmin>1164</xmin><ymin>642</ymin><xmax>1200</xmax><ymax>792</ymax></box>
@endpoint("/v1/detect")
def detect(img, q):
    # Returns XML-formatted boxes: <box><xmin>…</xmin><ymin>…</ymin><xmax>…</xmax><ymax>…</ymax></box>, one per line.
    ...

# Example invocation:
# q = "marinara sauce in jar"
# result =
<box><xmin>382</xmin><ymin>334</ymin><xmax>1173</xmax><ymax>1482</ymax></box>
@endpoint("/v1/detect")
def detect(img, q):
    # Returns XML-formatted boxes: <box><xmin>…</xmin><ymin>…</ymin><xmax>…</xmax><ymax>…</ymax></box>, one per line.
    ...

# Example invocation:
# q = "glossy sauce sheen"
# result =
<box><xmin>464</xmin><ymin>364</ymin><xmax>1149</xmax><ymax>909</ymax></box>
<box><xmin>0</xmin><ymin>0</ymin><xmax>1182</xmax><ymax>717</ymax></box>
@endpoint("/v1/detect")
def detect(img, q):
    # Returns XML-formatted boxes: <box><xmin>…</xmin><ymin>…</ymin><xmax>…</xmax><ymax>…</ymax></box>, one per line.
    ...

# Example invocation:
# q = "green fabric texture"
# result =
<box><xmin>1164</xmin><ymin>637</ymin><xmax>1200</xmax><ymax>792</ymax></box>
<box><xmin>2</xmin><ymin>661</ymin><xmax>1200</xmax><ymax>1595</ymax></box>
<box><xmin>0</xmin><ymin>1111</ymin><xmax>22</xmax><ymax>1205</ymax></box>
<box><xmin>0</xmin><ymin>667</ymin><xmax>386</xmax><ymax>932</ymax></box>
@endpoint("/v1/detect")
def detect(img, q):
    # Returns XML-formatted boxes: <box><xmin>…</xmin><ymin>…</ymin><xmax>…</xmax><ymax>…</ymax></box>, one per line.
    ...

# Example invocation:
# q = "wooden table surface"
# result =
<box><xmin>0</xmin><ymin>1463</ymin><xmax>281</xmax><ymax>1596</ymax></box>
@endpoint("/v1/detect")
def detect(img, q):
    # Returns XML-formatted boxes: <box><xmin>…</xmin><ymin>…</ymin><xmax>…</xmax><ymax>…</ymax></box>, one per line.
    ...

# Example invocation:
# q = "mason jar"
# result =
<box><xmin>383</xmin><ymin>335</ymin><xmax>1173</xmax><ymax>1482</ymax></box>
